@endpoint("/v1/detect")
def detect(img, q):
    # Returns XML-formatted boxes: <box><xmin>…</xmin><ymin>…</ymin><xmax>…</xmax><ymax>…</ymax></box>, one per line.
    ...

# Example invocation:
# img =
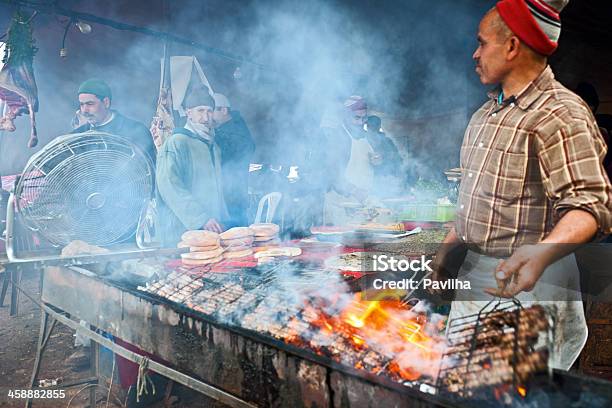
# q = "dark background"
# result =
<box><xmin>0</xmin><ymin>0</ymin><xmax>611</xmax><ymax>179</ymax></box>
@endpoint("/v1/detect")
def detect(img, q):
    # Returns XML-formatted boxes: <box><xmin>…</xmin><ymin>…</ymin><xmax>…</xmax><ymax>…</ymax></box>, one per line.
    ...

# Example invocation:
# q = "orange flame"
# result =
<box><xmin>517</xmin><ymin>386</ymin><xmax>527</xmax><ymax>398</ymax></box>
<box><xmin>300</xmin><ymin>294</ymin><xmax>442</xmax><ymax>381</ymax></box>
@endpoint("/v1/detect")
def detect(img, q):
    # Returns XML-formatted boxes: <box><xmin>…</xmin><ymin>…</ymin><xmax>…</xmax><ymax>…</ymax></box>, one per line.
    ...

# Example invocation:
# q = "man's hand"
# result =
<box><xmin>485</xmin><ymin>244</ymin><xmax>555</xmax><ymax>298</ymax></box>
<box><xmin>428</xmin><ymin>260</ymin><xmax>450</xmax><ymax>296</ymax></box>
<box><xmin>203</xmin><ymin>218</ymin><xmax>223</xmax><ymax>233</ymax></box>
<box><xmin>427</xmin><ymin>228</ymin><xmax>464</xmax><ymax>296</ymax></box>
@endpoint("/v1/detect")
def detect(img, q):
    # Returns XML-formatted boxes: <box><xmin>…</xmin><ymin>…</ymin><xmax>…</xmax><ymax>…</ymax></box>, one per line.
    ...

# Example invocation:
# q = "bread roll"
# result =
<box><xmin>181</xmin><ymin>247</ymin><xmax>224</xmax><ymax>260</ymax></box>
<box><xmin>253</xmin><ymin>235</ymin><xmax>280</xmax><ymax>243</ymax></box>
<box><xmin>224</xmin><ymin>244</ymin><xmax>252</xmax><ymax>252</ymax></box>
<box><xmin>179</xmin><ymin>241</ymin><xmax>220</xmax><ymax>252</ymax></box>
<box><xmin>221</xmin><ymin>236</ymin><xmax>254</xmax><ymax>247</ymax></box>
<box><xmin>181</xmin><ymin>230</ymin><xmax>220</xmax><ymax>246</ymax></box>
<box><xmin>181</xmin><ymin>256</ymin><xmax>223</xmax><ymax>266</ymax></box>
<box><xmin>190</xmin><ymin>244</ymin><xmax>220</xmax><ymax>252</ymax></box>
<box><xmin>249</xmin><ymin>223</ymin><xmax>280</xmax><ymax>236</ymax></box>
<box><xmin>222</xmin><ymin>248</ymin><xmax>254</xmax><ymax>259</ymax></box>
<box><xmin>220</xmin><ymin>227</ymin><xmax>254</xmax><ymax>240</ymax></box>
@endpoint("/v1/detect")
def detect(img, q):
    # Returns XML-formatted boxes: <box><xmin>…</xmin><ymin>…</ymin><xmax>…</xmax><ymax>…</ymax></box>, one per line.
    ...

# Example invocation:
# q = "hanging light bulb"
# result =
<box><xmin>76</xmin><ymin>20</ymin><xmax>92</xmax><ymax>34</ymax></box>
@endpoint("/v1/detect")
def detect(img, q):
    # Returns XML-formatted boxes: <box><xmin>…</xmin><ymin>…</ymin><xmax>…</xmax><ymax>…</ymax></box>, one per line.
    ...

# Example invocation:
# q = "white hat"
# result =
<box><xmin>213</xmin><ymin>93</ymin><xmax>231</xmax><ymax>109</ymax></box>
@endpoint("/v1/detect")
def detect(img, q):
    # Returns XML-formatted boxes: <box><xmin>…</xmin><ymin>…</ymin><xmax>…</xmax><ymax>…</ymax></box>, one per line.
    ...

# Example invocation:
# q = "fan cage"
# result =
<box><xmin>14</xmin><ymin>131</ymin><xmax>154</xmax><ymax>247</ymax></box>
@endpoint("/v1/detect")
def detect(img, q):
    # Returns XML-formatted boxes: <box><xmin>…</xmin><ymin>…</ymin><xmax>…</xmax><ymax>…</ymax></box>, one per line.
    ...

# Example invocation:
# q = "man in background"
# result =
<box><xmin>365</xmin><ymin>115</ymin><xmax>403</xmax><ymax>197</ymax></box>
<box><xmin>156</xmin><ymin>86</ymin><xmax>227</xmax><ymax>246</ymax></box>
<box><xmin>321</xmin><ymin>96</ymin><xmax>378</xmax><ymax>224</ymax></box>
<box><xmin>212</xmin><ymin>93</ymin><xmax>255</xmax><ymax>227</ymax></box>
<box><xmin>74</xmin><ymin>78</ymin><xmax>156</xmax><ymax>166</ymax></box>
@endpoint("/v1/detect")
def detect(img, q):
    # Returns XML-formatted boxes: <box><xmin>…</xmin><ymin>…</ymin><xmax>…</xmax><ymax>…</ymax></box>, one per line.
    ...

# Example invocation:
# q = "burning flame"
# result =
<box><xmin>517</xmin><ymin>386</ymin><xmax>527</xmax><ymax>398</ymax></box>
<box><xmin>295</xmin><ymin>294</ymin><xmax>444</xmax><ymax>381</ymax></box>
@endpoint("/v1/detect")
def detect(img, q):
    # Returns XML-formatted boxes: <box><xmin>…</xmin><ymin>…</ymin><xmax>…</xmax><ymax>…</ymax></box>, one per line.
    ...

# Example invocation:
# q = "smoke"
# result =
<box><xmin>220</xmin><ymin>254</ymin><xmax>449</xmax><ymax>381</ymax></box>
<box><xmin>1</xmin><ymin>0</ymin><xmax>487</xmax><ymax>245</ymax></box>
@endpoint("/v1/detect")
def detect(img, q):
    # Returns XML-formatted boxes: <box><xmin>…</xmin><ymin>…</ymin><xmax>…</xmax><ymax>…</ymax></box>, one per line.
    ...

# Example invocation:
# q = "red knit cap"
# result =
<box><xmin>496</xmin><ymin>0</ymin><xmax>568</xmax><ymax>56</ymax></box>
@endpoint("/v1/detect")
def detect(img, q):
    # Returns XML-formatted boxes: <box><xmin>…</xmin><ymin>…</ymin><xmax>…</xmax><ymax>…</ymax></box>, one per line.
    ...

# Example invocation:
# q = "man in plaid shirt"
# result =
<box><xmin>433</xmin><ymin>0</ymin><xmax>612</xmax><ymax>368</ymax></box>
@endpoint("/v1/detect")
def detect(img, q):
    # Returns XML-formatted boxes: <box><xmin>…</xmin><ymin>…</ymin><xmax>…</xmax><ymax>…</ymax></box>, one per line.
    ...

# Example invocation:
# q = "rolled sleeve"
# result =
<box><xmin>537</xmin><ymin>120</ymin><xmax>612</xmax><ymax>234</ymax></box>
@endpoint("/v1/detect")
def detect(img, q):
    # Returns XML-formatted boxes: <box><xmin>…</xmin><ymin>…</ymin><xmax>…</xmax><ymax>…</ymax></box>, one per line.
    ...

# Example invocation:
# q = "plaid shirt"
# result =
<box><xmin>456</xmin><ymin>66</ymin><xmax>612</xmax><ymax>256</ymax></box>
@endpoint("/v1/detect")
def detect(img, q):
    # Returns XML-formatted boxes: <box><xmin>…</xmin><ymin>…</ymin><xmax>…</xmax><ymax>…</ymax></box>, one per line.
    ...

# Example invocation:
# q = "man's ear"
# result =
<box><xmin>506</xmin><ymin>36</ymin><xmax>521</xmax><ymax>61</ymax></box>
<box><xmin>103</xmin><ymin>96</ymin><xmax>111</xmax><ymax>109</ymax></box>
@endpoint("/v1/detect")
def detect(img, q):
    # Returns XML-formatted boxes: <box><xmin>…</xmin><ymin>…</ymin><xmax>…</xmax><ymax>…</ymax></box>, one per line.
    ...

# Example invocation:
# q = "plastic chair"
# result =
<box><xmin>254</xmin><ymin>192</ymin><xmax>282</xmax><ymax>224</ymax></box>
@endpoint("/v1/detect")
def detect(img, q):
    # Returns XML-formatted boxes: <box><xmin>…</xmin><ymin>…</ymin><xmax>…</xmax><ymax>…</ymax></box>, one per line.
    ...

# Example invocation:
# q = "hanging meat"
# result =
<box><xmin>0</xmin><ymin>10</ymin><xmax>39</xmax><ymax>148</ymax></box>
<box><xmin>150</xmin><ymin>86</ymin><xmax>175</xmax><ymax>150</ymax></box>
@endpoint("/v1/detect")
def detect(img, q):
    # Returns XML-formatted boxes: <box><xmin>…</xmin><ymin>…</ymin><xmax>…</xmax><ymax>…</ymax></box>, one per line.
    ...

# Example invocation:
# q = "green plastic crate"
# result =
<box><xmin>397</xmin><ymin>203</ymin><xmax>456</xmax><ymax>222</ymax></box>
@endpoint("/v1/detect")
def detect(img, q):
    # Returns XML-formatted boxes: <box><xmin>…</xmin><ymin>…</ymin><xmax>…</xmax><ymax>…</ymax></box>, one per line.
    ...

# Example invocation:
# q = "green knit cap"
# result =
<box><xmin>78</xmin><ymin>78</ymin><xmax>112</xmax><ymax>100</ymax></box>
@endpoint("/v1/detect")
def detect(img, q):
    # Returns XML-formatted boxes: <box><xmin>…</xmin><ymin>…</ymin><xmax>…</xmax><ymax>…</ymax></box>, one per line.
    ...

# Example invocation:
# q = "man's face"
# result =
<box><xmin>212</xmin><ymin>106</ymin><xmax>230</xmax><ymax>127</ymax></box>
<box><xmin>187</xmin><ymin>105</ymin><xmax>213</xmax><ymax>126</ymax></box>
<box><xmin>346</xmin><ymin>108</ymin><xmax>367</xmax><ymax>129</ymax></box>
<box><xmin>79</xmin><ymin>93</ymin><xmax>111</xmax><ymax>125</ymax></box>
<box><xmin>473</xmin><ymin>12</ymin><xmax>510</xmax><ymax>85</ymax></box>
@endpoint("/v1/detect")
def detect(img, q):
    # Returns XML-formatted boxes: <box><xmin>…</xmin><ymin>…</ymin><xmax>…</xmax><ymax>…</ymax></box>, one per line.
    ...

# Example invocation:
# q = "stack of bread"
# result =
<box><xmin>178</xmin><ymin>230</ymin><xmax>223</xmax><ymax>266</ymax></box>
<box><xmin>220</xmin><ymin>227</ymin><xmax>255</xmax><ymax>259</ymax></box>
<box><xmin>249</xmin><ymin>223</ymin><xmax>280</xmax><ymax>250</ymax></box>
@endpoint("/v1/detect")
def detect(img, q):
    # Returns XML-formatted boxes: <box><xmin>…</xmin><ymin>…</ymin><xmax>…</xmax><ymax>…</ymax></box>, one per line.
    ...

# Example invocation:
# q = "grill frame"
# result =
<box><xmin>42</xmin><ymin>263</ymin><xmax>460</xmax><ymax>408</ymax></box>
<box><xmin>436</xmin><ymin>299</ymin><xmax>555</xmax><ymax>401</ymax></box>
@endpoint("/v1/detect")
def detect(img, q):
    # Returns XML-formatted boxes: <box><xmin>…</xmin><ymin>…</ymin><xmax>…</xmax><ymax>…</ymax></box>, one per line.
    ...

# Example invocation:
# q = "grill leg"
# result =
<box><xmin>0</xmin><ymin>267</ymin><xmax>8</xmax><ymax>307</ymax></box>
<box><xmin>26</xmin><ymin>310</ymin><xmax>54</xmax><ymax>408</ymax></box>
<box><xmin>89</xmin><ymin>340</ymin><xmax>99</xmax><ymax>408</ymax></box>
<box><xmin>9</xmin><ymin>265</ymin><xmax>22</xmax><ymax>317</ymax></box>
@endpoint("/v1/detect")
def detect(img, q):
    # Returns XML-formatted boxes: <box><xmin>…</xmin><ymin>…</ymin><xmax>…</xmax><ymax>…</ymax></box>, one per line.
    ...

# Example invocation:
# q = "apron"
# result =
<box><xmin>324</xmin><ymin>130</ymin><xmax>374</xmax><ymax>225</ymax></box>
<box><xmin>448</xmin><ymin>250</ymin><xmax>587</xmax><ymax>370</ymax></box>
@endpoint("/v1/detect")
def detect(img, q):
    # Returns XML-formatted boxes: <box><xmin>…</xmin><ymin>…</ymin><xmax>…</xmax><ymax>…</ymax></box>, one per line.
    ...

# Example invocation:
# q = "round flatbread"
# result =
<box><xmin>220</xmin><ymin>227</ymin><xmax>254</xmax><ymax>240</ymax></box>
<box><xmin>249</xmin><ymin>223</ymin><xmax>280</xmax><ymax>237</ymax></box>
<box><xmin>181</xmin><ymin>247</ymin><xmax>224</xmax><ymax>260</ymax></box>
<box><xmin>224</xmin><ymin>244</ymin><xmax>252</xmax><ymax>252</ymax></box>
<box><xmin>190</xmin><ymin>244</ymin><xmax>221</xmax><ymax>252</ymax></box>
<box><xmin>254</xmin><ymin>247</ymin><xmax>302</xmax><ymax>259</ymax></box>
<box><xmin>181</xmin><ymin>230</ymin><xmax>220</xmax><ymax>246</ymax></box>
<box><xmin>177</xmin><ymin>241</ymin><xmax>190</xmax><ymax>249</ymax></box>
<box><xmin>222</xmin><ymin>248</ymin><xmax>254</xmax><ymax>259</ymax></box>
<box><xmin>254</xmin><ymin>235</ymin><xmax>279</xmax><ymax>243</ymax></box>
<box><xmin>221</xmin><ymin>236</ymin><xmax>254</xmax><ymax>247</ymax></box>
<box><xmin>181</xmin><ymin>255</ymin><xmax>223</xmax><ymax>266</ymax></box>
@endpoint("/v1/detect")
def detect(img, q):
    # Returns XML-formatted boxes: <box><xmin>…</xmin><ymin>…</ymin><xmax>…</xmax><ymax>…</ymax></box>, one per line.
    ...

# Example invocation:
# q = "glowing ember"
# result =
<box><xmin>289</xmin><ymin>294</ymin><xmax>445</xmax><ymax>381</ymax></box>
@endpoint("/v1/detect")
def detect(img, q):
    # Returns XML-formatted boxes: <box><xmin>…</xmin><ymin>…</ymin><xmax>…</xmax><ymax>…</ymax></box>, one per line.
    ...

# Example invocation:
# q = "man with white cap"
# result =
<box><xmin>432</xmin><ymin>0</ymin><xmax>612</xmax><ymax>370</ymax></box>
<box><xmin>156</xmin><ymin>85</ymin><xmax>228</xmax><ymax>245</ymax></box>
<box><xmin>211</xmin><ymin>93</ymin><xmax>255</xmax><ymax>227</ymax></box>
<box><xmin>321</xmin><ymin>95</ymin><xmax>378</xmax><ymax>224</ymax></box>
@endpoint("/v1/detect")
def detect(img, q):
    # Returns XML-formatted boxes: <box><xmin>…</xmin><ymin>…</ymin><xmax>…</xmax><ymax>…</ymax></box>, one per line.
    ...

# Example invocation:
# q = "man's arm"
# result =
<box><xmin>429</xmin><ymin>227</ymin><xmax>466</xmax><ymax>294</ymax></box>
<box><xmin>487</xmin><ymin>118</ymin><xmax>612</xmax><ymax>298</ymax></box>
<box><xmin>487</xmin><ymin>209</ymin><xmax>597</xmax><ymax>297</ymax></box>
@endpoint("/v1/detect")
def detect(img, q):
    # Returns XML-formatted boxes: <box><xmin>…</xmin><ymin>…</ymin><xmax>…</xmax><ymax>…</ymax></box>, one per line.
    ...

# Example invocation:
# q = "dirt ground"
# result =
<box><xmin>0</xmin><ymin>269</ymin><xmax>215</xmax><ymax>408</ymax></box>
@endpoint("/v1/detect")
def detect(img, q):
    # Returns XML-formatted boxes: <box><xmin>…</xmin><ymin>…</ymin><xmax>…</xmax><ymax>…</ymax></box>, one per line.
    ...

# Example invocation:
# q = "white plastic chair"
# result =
<box><xmin>254</xmin><ymin>192</ymin><xmax>282</xmax><ymax>224</ymax></box>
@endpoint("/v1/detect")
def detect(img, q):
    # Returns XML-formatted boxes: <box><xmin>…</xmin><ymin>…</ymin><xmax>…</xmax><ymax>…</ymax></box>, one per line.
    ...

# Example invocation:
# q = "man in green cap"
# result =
<box><xmin>73</xmin><ymin>78</ymin><xmax>156</xmax><ymax>165</ymax></box>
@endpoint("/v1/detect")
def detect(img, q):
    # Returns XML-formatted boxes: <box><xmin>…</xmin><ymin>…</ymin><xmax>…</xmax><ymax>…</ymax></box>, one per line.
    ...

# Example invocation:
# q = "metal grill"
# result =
<box><xmin>436</xmin><ymin>299</ymin><xmax>554</xmax><ymax>401</ymax></box>
<box><xmin>138</xmin><ymin>260</ymin><xmax>438</xmax><ymax>389</ymax></box>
